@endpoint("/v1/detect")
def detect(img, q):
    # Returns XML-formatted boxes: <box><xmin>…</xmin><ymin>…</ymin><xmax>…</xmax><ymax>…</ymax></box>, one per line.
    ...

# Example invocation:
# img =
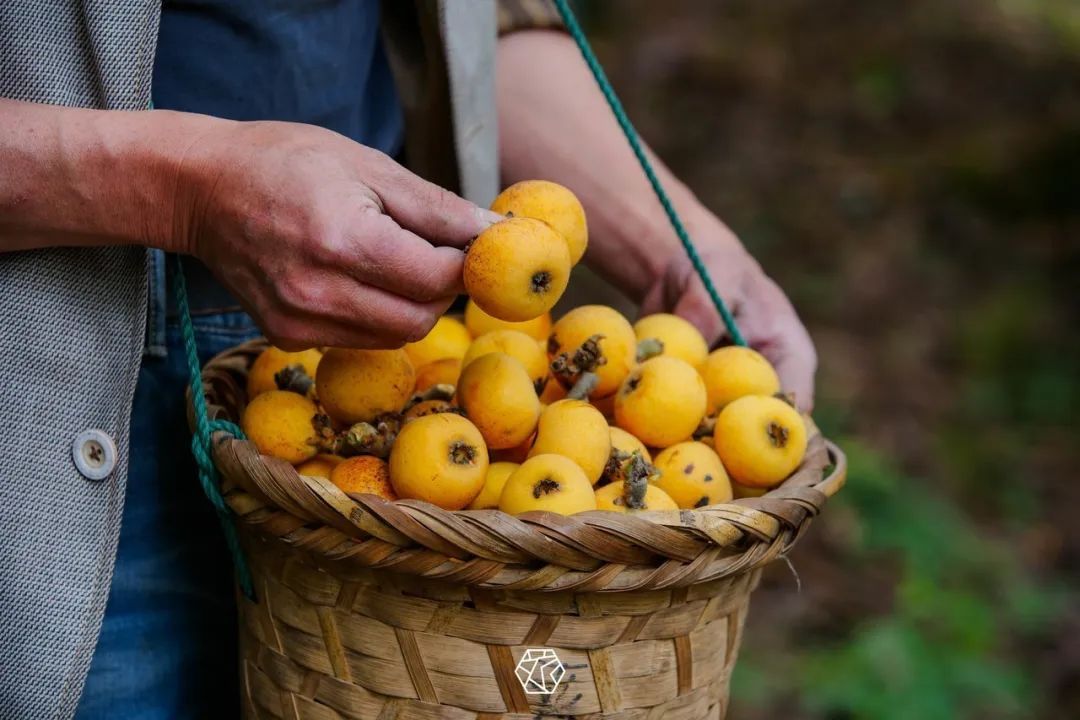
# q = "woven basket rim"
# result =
<box><xmin>197</xmin><ymin>338</ymin><xmax>846</xmax><ymax>592</ymax></box>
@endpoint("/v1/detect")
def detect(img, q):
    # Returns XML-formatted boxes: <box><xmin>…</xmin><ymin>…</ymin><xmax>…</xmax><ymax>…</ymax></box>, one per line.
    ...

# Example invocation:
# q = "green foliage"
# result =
<box><xmin>998</xmin><ymin>0</ymin><xmax>1080</xmax><ymax>50</ymax></box>
<box><xmin>732</xmin><ymin>439</ymin><xmax>1064</xmax><ymax>719</ymax></box>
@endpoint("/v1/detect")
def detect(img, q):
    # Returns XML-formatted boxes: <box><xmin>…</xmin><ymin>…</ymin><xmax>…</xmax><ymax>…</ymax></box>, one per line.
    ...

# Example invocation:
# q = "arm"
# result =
<box><xmin>496</xmin><ymin>30</ymin><xmax>817</xmax><ymax>408</ymax></box>
<box><xmin>0</xmin><ymin>99</ymin><xmax>196</xmax><ymax>253</ymax></box>
<box><xmin>0</xmin><ymin>98</ymin><xmax>497</xmax><ymax>349</ymax></box>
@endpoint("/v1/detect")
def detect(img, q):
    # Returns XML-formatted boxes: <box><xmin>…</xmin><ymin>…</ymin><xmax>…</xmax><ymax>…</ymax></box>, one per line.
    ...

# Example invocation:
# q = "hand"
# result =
<box><xmin>640</xmin><ymin>215</ymin><xmax>817</xmax><ymax>411</ymax></box>
<box><xmin>171</xmin><ymin>119</ymin><xmax>500</xmax><ymax>350</ymax></box>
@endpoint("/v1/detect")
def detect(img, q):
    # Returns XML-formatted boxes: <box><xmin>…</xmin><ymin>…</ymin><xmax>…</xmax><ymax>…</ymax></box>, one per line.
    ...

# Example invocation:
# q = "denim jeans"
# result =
<box><xmin>75</xmin><ymin>311</ymin><xmax>261</xmax><ymax>719</ymax></box>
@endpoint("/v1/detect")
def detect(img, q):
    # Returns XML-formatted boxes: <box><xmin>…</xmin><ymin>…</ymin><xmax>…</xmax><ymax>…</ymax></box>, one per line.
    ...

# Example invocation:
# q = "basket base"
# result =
<box><xmin>236</xmin><ymin>533</ymin><xmax>757</xmax><ymax>719</ymax></box>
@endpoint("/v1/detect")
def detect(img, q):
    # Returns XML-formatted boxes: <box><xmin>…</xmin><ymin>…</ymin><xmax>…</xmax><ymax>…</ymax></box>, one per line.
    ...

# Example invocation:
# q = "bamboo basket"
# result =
<box><xmin>195</xmin><ymin>338</ymin><xmax>847</xmax><ymax>719</ymax></box>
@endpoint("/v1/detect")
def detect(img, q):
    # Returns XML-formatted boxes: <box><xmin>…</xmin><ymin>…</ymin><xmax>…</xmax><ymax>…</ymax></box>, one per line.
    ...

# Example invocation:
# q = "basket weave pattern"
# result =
<box><xmin>241</xmin><ymin>535</ymin><xmax>757</xmax><ymax>718</ymax></box>
<box><xmin>197</xmin><ymin>340</ymin><xmax>847</xmax><ymax>719</ymax></box>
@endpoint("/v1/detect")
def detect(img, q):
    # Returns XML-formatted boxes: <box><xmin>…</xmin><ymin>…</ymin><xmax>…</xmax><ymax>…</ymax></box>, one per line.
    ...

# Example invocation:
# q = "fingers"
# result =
<box><xmin>339</xmin><ymin>212</ymin><xmax>466</xmax><ymax>301</ymax></box>
<box><xmin>647</xmin><ymin>251</ymin><xmax>743</xmax><ymax>348</ymax></box>
<box><xmin>254</xmin><ymin>206</ymin><xmax>469</xmax><ymax>349</ymax></box>
<box><xmin>252</xmin><ymin>268</ymin><xmax>455</xmax><ymax>351</ymax></box>
<box><xmin>673</xmin><ymin>289</ymin><xmax>731</xmax><ymax>350</ymax></box>
<box><xmin>739</xmin><ymin>277</ymin><xmax>817</xmax><ymax>411</ymax></box>
<box><xmin>365</xmin><ymin>153</ymin><xmax>502</xmax><ymax>248</ymax></box>
<box><xmin>264</xmin><ymin>296</ymin><xmax>456</xmax><ymax>351</ymax></box>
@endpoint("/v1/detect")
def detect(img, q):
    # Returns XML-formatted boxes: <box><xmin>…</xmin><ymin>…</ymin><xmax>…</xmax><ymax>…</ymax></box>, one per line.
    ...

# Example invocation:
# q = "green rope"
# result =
<box><xmin>172</xmin><ymin>255</ymin><xmax>256</xmax><ymax>601</ymax></box>
<box><xmin>552</xmin><ymin>0</ymin><xmax>747</xmax><ymax>347</ymax></box>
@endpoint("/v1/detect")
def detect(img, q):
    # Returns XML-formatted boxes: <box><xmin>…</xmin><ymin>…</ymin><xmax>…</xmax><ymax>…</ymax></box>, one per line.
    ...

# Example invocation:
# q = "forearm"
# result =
<box><xmin>0</xmin><ymin>98</ymin><xmax>222</xmax><ymax>254</ymax></box>
<box><xmin>496</xmin><ymin>30</ymin><xmax>742</xmax><ymax>301</ymax></box>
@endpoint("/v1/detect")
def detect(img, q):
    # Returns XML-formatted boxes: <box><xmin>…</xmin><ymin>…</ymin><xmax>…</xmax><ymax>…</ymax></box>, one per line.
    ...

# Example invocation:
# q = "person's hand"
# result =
<box><xmin>640</xmin><ymin>215</ymin><xmax>817</xmax><ymax>411</ymax></box>
<box><xmin>170</xmin><ymin>119</ymin><xmax>500</xmax><ymax>350</ymax></box>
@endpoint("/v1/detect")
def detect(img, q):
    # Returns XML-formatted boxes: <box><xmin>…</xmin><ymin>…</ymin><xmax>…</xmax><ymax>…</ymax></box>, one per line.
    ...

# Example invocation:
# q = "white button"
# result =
<box><xmin>72</xmin><ymin>430</ymin><xmax>117</xmax><ymax>481</ymax></box>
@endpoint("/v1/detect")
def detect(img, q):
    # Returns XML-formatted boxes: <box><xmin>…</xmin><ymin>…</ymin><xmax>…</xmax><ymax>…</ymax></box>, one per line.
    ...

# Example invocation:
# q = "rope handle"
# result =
<box><xmin>177</xmin><ymin>0</ymin><xmax>744</xmax><ymax>602</ymax></box>
<box><xmin>552</xmin><ymin>0</ymin><xmax>746</xmax><ymax>346</ymax></box>
<box><xmin>173</xmin><ymin>257</ymin><xmax>256</xmax><ymax>600</ymax></box>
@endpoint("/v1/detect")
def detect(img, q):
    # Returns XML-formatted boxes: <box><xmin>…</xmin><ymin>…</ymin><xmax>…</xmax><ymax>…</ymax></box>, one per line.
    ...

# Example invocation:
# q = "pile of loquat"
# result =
<box><xmin>240</xmin><ymin>181</ymin><xmax>809</xmax><ymax>516</ymax></box>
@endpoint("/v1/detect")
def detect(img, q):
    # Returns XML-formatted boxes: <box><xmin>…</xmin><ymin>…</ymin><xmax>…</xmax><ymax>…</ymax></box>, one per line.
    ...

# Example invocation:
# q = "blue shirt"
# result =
<box><xmin>152</xmin><ymin>0</ymin><xmax>403</xmax><ymax>150</ymax></box>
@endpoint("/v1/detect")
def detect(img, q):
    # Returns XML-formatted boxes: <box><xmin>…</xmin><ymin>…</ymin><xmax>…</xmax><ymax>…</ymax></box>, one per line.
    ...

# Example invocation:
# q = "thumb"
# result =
<box><xmin>368</xmin><ymin>159</ymin><xmax>503</xmax><ymax>248</ymax></box>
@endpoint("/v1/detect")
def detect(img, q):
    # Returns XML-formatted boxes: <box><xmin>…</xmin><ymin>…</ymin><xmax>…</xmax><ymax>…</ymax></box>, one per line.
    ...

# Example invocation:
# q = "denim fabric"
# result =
<box><xmin>153</xmin><ymin>0</ymin><xmax>403</xmax><ymax>156</ymax></box>
<box><xmin>75</xmin><ymin>312</ymin><xmax>261</xmax><ymax>720</ymax></box>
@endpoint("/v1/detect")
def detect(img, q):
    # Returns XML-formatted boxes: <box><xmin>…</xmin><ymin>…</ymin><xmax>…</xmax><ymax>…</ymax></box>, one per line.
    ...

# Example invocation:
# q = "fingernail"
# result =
<box><xmin>476</xmin><ymin>207</ymin><xmax>505</xmax><ymax>227</ymax></box>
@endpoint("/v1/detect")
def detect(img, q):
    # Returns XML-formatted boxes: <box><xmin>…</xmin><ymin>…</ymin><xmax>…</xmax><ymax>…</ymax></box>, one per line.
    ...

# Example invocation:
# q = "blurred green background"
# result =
<box><xmin>578</xmin><ymin>1</ymin><xmax>1079</xmax><ymax>717</ymax></box>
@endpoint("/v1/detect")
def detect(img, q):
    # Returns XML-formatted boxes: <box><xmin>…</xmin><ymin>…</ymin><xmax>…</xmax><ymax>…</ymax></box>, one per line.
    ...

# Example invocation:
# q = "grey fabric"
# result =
<box><xmin>0</xmin><ymin>1</ymin><xmax>496</xmax><ymax>717</ymax></box>
<box><xmin>0</xmin><ymin>2</ymin><xmax>158</xmax><ymax>718</ymax></box>
<box><xmin>439</xmin><ymin>0</ymin><xmax>500</xmax><ymax>205</ymax></box>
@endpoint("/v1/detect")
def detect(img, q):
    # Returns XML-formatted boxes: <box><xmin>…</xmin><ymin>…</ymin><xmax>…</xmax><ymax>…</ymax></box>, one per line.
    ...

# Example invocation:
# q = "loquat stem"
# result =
<box><xmin>274</xmin><ymin>364</ymin><xmax>315</xmax><ymax>396</ymax></box>
<box><xmin>566</xmin><ymin>371</ymin><xmax>599</xmax><ymax>400</ymax></box>
<box><xmin>550</xmin><ymin>334</ymin><xmax>607</xmax><ymax>391</ymax></box>
<box><xmin>601</xmin><ymin>447</ymin><xmax>632</xmax><ymax>485</ymax></box>
<box><xmin>622</xmin><ymin>453</ymin><xmax>652</xmax><ymax>510</ymax></box>
<box><xmin>602</xmin><ymin>448</ymin><xmax>660</xmax><ymax>507</ymax></box>
<box><xmin>312</xmin><ymin>413</ymin><xmax>339</xmax><ymax>452</ymax></box>
<box><xmin>317</xmin><ymin>412</ymin><xmax>402</xmax><ymax>458</ymax></box>
<box><xmin>635</xmin><ymin>337</ymin><xmax>665</xmax><ymax>363</ymax></box>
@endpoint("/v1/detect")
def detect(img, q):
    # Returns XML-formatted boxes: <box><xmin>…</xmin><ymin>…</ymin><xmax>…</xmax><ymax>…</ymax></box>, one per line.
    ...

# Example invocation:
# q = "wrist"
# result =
<box><xmin>584</xmin><ymin>208</ymin><xmax>669</xmax><ymax>302</ymax></box>
<box><xmin>587</xmin><ymin>183</ymin><xmax>738</xmax><ymax>303</ymax></box>
<box><xmin>105</xmin><ymin>108</ymin><xmax>232</xmax><ymax>255</ymax></box>
<box><xmin>0</xmin><ymin>99</ymin><xmax>229</xmax><ymax>255</ymax></box>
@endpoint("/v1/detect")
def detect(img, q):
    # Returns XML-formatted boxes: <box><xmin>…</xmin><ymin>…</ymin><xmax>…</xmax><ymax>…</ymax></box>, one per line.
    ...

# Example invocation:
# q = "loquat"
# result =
<box><xmin>732</xmin><ymin>481</ymin><xmax>768</xmax><ymax>499</ymax></box>
<box><xmin>462</xmin><ymin>330</ymin><xmax>548</xmax><ymax>390</ymax></box>
<box><xmin>404</xmin><ymin>316</ymin><xmax>471</xmax><ymax>369</ymax></box>
<box><xmin>389</xmin><ymin>413</ymin><xmax>489</xmax><ymax>510</ymax></box>
<box><xmin>456</xmin><ymin>353</ymin><xmax>540</xmax><ymax>450</ymax></box>
<box><xmin>316</xmin><ymin>348</ymin><xmax>415</xmax><ymax>425</ymax></box>
<box><xmin>468</xmin><ymin>461</ymin><xmax>520</xmax><ymax>510</ymax></box>
<box><xmin>414</xmin><ymin>358</ymin><xmax>462</xmax><ymax>392</ymax></box>
<box><xmin>463</xmin><ymin>298</ymin><xmax>552</xmax><ymax>341</ymax></box>
<box><xmin>548</xmin><ymin>305</ymin><xmax>636</xmax><ymax>398</ymax></box>
<box><xmin>538</xmin><ymin>374</ymin><xmax>568</xmax><ymax>405</ymax></box>
<box><xmin>700</xmin><ymin>346</ymin><xmax>780</xmax><ymax>415</ymax></box>
<box><xmin>608</xmin><ymin>426</ymin><xmax>651</xmax><ymax>464</ymax></box>
<box><xmin>246</xmin><ymin>346</ymin><xmax>322</xmax><ymax>399</ymax></box>
<box><xmin>528</xmin><ymin>399</ymin><xmax>610</xmax><ymax>484</ymax></box>
<box><xmin>403</xmin><ymin>399</ymin><xmax>459</xmax><ymax>422</ymax></box>
<box><xmin>714</xmin><ymin>395</ymin><xmax>807</xmax><ymax>488</ymax></box>
<box><xmin>295</xmin><ymin>454</ymin><xmax>343</xmax><ymax>479</ymax></box>
<box><xmin>595</xmin><ymin>481</ymin><xmax>678</xmax><ymax>513</ymax></box>
<box><xmin>330</xmin><ymin>455</ymin><xmax>397</xmax><ymax>500</ymax></box>
<box><xmin>652</xmin><ymin>441</ymin><xmax>733</xmax><ymax>509</ymax></box>
<box><xmin>241</xmin><ymin>390</ymin><xmax>319</xmax><ymax>465</ymax></box>
<box><xmin>615</xmin><ymin>356</ymin><xmax>707</xmax><ymax>448</ymax></box>
<box><xmin>491</xmin><ymin>432</ymin><xmax>535</xmax><ymax>464</ymax></box>
<box><xmin>463</xmin><ymin>217</ymin><xmax>570</xmax><ymax>322</ymax></box>
<box><xmin>490</xmin><ymin>180</ymin><xmax>588</xmax><ymax>265</ymax></box>
<box><xmin>633</xmin><ymin>313</ymin><xmax>708</xmax><ymax>369</ymax></box>
<box><xmin>498</xmin><ymin>454</ymin><xmax>597</xmax><ymax>515</ymax></box>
